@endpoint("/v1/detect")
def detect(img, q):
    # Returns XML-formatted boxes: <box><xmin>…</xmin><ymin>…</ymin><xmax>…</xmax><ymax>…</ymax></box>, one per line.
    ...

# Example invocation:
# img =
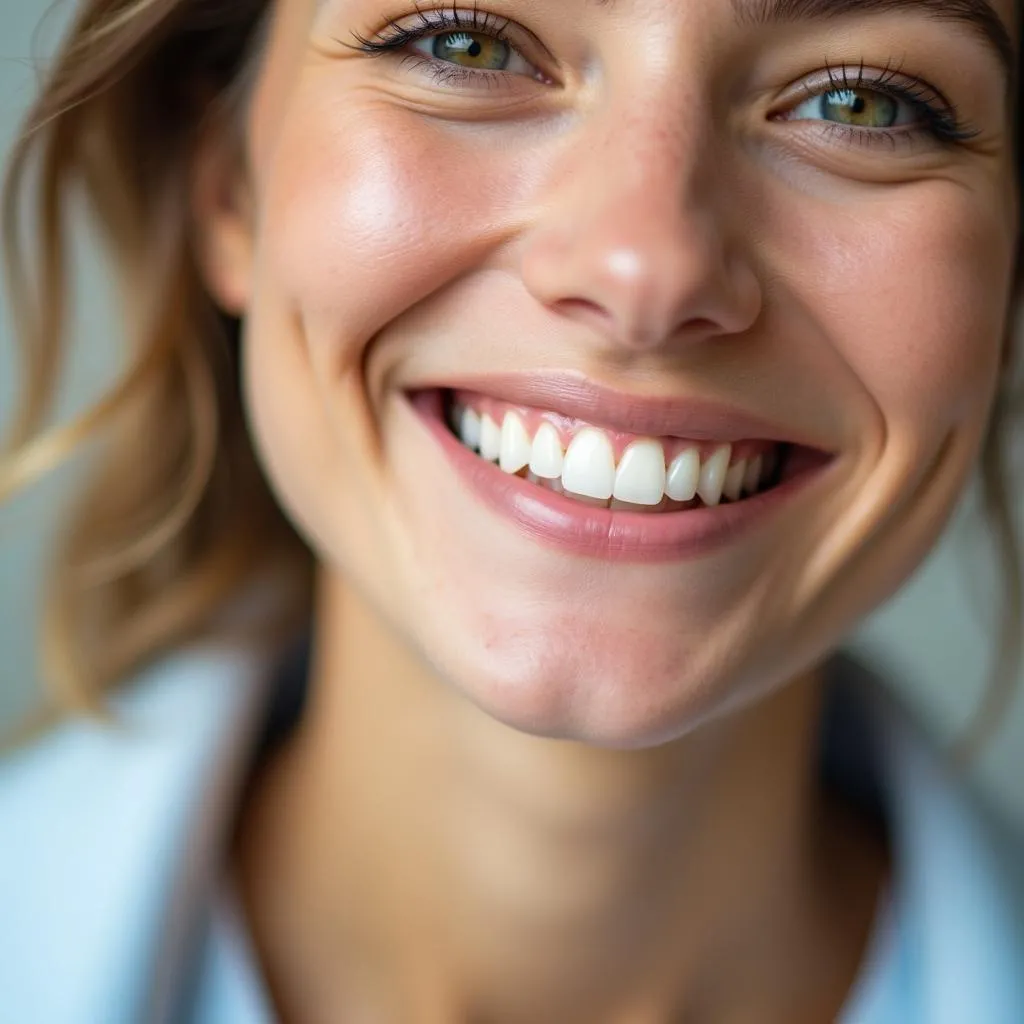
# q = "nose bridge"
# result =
<box><xmin>521</xmin><ymin>86</ymin><xmax>761</xmax><ymax>351</ymax></box>
<box><xmin>616</xmin><ymin>110</ymin><xmax>719</xmax><ymax>274</ymax></box>
<box><xmin>574</xmin><ymin>91</ymin><xmax>713</xmax><ymax>253</ymax></box>
<box><xmin>610</xmin><ymin>93</ymin><xmax>707</xmax><ymax>210</ymax></box>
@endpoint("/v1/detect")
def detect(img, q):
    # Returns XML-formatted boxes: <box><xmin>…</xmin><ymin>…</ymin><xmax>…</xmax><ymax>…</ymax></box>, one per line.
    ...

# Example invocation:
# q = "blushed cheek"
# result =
<box><xmin>240</xmin><ymin>71</ymin><xmax>544</xmax><ymax>559</ymax></box>
<box><xmin>250</xmin><ymin>78</ymin><xmax>535</xmax><ymax>366</ymax></box>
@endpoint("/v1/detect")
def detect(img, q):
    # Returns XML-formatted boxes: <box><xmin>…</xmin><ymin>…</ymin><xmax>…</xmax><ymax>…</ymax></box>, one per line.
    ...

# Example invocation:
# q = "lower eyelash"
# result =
<box><xmin>817</xmin><ymin>122</ymin><xmax>917</xmax><ymax>151</ymax></box>
<box><xmin>796</xmin><ymin>109</ymin><xmax>978</xmax><ymax>153</ymax></box>
<box><xmin>394</xmin><ymin>53</ymin><xmax>510</xmax><ymax>90</ymax></box>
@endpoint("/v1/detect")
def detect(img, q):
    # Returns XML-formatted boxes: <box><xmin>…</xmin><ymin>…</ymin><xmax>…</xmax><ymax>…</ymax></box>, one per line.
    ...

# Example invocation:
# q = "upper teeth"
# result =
<box><xmin>452</xmin><ymin>405</ymin><xmax>774</xmax><ymax>507</ymax></box>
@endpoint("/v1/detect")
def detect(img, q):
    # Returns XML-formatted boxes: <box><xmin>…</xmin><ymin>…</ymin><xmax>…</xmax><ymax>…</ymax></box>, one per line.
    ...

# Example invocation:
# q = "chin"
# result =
<box><xmin>414</xmin><ymin>612</ymin><xmax>745</xmax><ymax>750</ymax></box>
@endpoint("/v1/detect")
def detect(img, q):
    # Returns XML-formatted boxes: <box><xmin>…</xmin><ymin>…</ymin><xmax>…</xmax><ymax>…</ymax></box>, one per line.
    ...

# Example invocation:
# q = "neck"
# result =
<box><xmin>234</xmin><ymin>569</ymin><xmax>883</xmax><ymax>1024</ymax></box>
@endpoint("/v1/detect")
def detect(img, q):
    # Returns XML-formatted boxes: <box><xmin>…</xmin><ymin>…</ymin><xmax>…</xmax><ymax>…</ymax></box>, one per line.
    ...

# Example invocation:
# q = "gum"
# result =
<box><xmin>450</xmin><ymin>389</ymin><xmax>779</xmax><ymax>465</ymax></box>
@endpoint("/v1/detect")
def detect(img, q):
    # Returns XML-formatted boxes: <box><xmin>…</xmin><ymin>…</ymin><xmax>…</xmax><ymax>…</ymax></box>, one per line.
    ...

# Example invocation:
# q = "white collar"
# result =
<box><xmin>2</xmin><ymin>646</ymin><xmax>1021</xmax><ymax>1023</ymax></box>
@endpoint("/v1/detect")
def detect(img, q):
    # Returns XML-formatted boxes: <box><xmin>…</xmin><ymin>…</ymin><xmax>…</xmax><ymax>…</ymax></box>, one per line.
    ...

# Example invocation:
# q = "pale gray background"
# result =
<box><xmin>2</xmin><ymin>1</ymin><xmax>1023</xmax><ymax>831</ymax></box>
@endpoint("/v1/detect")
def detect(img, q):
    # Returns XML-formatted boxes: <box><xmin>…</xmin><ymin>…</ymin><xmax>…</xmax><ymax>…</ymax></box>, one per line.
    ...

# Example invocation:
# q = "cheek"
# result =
<box><xmin>238</xmin><ymin>73</ymin><xmax>545</xmax><ymax>600</ymax></box>
<box><xmin>777</xmin><ymin>185</ymin><xmax>1014</xmax><ymax>451</ymax></box>
<box><xmin>251</xmin><ymin>79</ymin><xmax>535</xmax><ymax>359</ymax></box>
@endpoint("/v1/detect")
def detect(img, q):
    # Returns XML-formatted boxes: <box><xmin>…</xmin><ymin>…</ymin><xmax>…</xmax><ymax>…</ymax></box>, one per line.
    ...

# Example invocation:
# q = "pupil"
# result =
<box><xmin>821</xmin><ymin>88</ymin><xmax>896</xmax><ymax>129</ymax></box>
<box><xmin>433</xmin><ymin>31</ymin><xmax>510</xmax><ymax>71</ymax></box>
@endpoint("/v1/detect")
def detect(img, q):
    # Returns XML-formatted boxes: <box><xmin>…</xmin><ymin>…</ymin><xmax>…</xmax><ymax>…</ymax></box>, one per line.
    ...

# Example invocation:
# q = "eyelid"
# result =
<box><xmin>791</xmin><ymin>64</ymin><xmax>955</xmax><ymax>115</ymax></box>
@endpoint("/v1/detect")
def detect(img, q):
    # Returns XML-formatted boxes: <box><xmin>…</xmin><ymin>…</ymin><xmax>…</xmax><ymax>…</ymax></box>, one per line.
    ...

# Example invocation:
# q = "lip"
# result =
<box><xmin>410</xmin><ymin>389</ymin><xmax>836</xmax><ymax>564</ymax></box>
<box><xmin>417</xmin><ymin>370</ymin><xmax>829</xmax><ymax>447</ymax></box>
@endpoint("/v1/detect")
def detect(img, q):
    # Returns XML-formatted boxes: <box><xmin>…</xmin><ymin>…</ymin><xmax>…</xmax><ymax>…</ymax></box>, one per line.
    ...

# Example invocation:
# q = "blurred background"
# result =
<box><xmin>2</xmin><ymin>1</ymin><xmax>1023</xmax><ymax>833</ymax></box>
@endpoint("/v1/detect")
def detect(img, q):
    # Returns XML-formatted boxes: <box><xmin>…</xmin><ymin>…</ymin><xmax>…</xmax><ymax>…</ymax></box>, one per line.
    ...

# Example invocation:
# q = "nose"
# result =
<box><xmin>520</xmin><ymin>111</ymin><xmax>763</xmax><ymax>353</ymax></box>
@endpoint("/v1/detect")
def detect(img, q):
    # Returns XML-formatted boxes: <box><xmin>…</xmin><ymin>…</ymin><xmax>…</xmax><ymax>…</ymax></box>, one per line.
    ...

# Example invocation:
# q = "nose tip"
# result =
<box><xmin>522</xmin><ymin>223</ymin><xmax>763</xmax><ymax>353</ymax></box>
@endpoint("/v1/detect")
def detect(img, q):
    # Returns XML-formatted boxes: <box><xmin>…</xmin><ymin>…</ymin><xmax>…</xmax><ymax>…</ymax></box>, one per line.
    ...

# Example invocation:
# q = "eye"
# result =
<box><xmin>788</xmin><ymin>87</ymin><xmax>915</xmax><ymax>130</ymax></box>
<box><xmin>776</xmin><ymin>65</ymin><xmax>978</xmax><ymax>148</ymax></box>
<box><xmin>410</xmin><ymin>30</ymin><xmax>536</xmax><ymax>77</ymax></box>
<box><xmin>347</xmin><ymin>9</ymin><xmax>554</xmax><ymax>87</ymax></box>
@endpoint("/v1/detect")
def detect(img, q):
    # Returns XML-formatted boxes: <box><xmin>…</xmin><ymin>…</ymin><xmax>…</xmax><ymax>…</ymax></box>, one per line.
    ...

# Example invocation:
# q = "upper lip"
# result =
<box><xmin>416</xmin><ymin>371</ymin><xmax>831</xmax><ymax>449</ymax></box>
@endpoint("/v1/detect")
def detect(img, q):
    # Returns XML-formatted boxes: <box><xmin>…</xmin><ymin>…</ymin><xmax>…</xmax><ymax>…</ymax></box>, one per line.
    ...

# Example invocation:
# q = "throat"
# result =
<box><xmin>229</xmin><ymin>582</ymin><xmax>860</xmax><ymax>1024</ymax></box>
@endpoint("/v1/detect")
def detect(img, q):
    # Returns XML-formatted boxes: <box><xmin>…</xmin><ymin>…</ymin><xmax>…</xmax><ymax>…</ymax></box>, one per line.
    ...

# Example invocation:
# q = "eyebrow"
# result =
<box><xmin>733</xmin><ymin>0</ymin><xmax>1017</xmax><ymax>77</ymax></box>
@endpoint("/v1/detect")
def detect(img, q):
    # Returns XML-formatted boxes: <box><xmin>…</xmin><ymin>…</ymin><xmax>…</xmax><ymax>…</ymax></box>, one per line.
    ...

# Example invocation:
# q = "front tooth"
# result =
<box><xmin>561</xmin><ymin>428</ymin><xmax>616</xmax><ymax>500</ymax></box>
<box><xmin>459</xmin><ymin>407</ymin><xmax>481</xmax><ymax>451</ymax></box>
<box><xmin>479</xmin><ymin>414</ymin><xmax>501</xmax><ymax>462</ymax></box>
<box><xmin>613</xmin><ymin>440</ymin><xmax>666</xmax><ymax>506</ymax></box>
<box><xmin>665</xmin><ymin>448</ymin><xmax>700</xmax><ymax>501</ymax></box>
<box><xmin>723</xmin><ymin>459</ymin><xmax>747</xmax><ymax>502</ymax></box>
<box><xmin>529</xmin><ymin>422</ymin><xmax>564</xmax><ymax>479</ymax></box>
<box><xmin>697</xmin><ymin>444</ymin><xmax>732</xmax><ymax>506</ymax></box>
<box><xmin>499</xmin><ymin>411</ymin><xmax>532</xmax><ymax>474</ymax></box>
<box><xmin>743</xmin><ymin>455</ymin><xmax>763</xmax><ymax>494</ymax></box>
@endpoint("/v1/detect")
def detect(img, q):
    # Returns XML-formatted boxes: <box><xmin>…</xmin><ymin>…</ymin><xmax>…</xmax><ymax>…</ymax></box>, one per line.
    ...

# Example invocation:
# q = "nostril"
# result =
<box><xmin>551</xmin><ymin>297</ymin><xmax>612</xmax><ymax>323</ymax></box>
<box><xmin>682</xmin><ymin>317</ymin><xmax>721</xmax><ymax>335</ymax></box>
<box><xmin>547</xmin><ymin>298</ymin><xmax>725</xmax><ymax>351</ymax></box>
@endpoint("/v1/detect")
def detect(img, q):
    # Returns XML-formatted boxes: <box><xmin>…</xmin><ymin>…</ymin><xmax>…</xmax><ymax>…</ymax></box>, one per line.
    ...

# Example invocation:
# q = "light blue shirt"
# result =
<box><xmin>1</xmin><ymin>644</ymin><xmax>1022</xmax><ymax>1023</ymax></box>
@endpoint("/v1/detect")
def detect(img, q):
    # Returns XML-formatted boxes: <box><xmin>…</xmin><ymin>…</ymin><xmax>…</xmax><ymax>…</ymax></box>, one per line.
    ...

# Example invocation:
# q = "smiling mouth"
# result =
<box><xmin>438</xmin><ymin>387</ymin><xmax>824</xmax><ymax>513</ymax></box>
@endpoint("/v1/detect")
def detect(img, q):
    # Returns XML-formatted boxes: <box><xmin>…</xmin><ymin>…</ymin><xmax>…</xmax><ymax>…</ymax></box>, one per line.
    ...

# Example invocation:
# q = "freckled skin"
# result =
<box><xmin>201</xmin><ymin>2</ymin><xmax>1017</xmax><ymax>1017</ymax></box>
<box><xmin>227</xmin><ymin>0</ymin><xmax>1016</xmax><ymax>745</ymax></box>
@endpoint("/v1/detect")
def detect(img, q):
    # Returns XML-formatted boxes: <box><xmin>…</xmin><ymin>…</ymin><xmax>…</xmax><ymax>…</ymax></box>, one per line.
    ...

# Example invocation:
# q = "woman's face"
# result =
<box><xmin>204</xmin><ymin>0</ymin><xmax>1018</xmax><ymax>745</ymax></box>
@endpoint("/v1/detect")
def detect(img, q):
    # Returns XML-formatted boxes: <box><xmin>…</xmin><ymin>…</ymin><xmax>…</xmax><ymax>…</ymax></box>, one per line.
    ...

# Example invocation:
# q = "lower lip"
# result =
<box><xmin>412</xmin><ymin>391</ymin><xmax>833</xmax><ymax>563</ymax></box>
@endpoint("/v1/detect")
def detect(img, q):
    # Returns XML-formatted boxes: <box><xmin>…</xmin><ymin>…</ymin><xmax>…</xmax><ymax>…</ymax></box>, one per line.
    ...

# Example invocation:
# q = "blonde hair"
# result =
<box><xmin>1</xmin><ymin>0</ymin><xmax>311</xmax><ymax>725</ymax></box>
<box><xmin>1</xmin><ymin>0</ymin><xmax>1020</xmax><ymax>752</ymax></box>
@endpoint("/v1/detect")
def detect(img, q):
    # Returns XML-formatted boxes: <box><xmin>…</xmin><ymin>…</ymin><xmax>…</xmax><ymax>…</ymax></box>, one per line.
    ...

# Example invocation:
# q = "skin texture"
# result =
<box><xmin>192</xmin><ymin>0</ymin><xmax>1019</xmax><ymax>1020</ymax></box>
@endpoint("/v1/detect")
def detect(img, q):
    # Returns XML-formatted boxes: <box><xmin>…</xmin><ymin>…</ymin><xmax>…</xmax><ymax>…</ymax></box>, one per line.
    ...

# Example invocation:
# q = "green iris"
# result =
<box><xmin>821</xmin><ymin>88</ymin><xmax>899</xmax><ymax>129</ymax></box>
<box><xmin>431</xmin><ymin>31</ymin><xmax>511</xmax><ymax>70</ymax></box>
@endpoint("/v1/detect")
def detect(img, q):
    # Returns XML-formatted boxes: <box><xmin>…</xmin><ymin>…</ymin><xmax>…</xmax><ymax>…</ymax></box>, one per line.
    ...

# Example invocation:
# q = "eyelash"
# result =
<box><xmin>349</xmin><ymin>10</ymin><xmax>979</xmax><ymax>147</ymax></box>
<box><xmin>349</xmin><ymin>6</ymin><xmax>534</xmax><ymax>89</ymax></box>
<box><xmin>791</xmin><ymin>60</ymin><xmax>979</xmax><ymax>149</ymax></box>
